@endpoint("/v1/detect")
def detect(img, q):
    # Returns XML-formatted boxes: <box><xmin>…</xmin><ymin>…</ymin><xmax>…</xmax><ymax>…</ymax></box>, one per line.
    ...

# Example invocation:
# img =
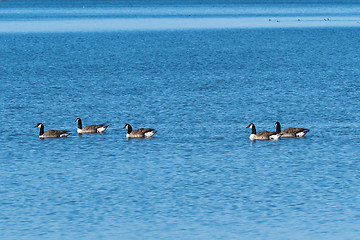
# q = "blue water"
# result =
<box><xmin>1</xmin><ymin>1</ymin><xmax>360</xmax><ymax>239</ymax></box>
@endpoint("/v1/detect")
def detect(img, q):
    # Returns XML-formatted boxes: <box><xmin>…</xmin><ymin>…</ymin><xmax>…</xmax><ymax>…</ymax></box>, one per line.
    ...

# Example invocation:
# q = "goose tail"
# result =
<box><xmin>270</xmin><ymin>133</ymin><xmax>282</xmax><ymax>140</ymax></box>
<box><xmin>144</xmin><ymin>130</ymin><xmax>157</xmax><ymax>138</ymax></box>
<box><xmin>296</xmin><ymin>129</ymin><xmax>310</xmax><ymax>137</ymax></box>
<box><xmin>97</xmin><ymin>125</ymin><xmax>110</xmax><ymax>133</ymax></box>
<box><xmin>60</xmin><ymin>132</ymin><xmax>71</xmax><ymax>138</ymax></box>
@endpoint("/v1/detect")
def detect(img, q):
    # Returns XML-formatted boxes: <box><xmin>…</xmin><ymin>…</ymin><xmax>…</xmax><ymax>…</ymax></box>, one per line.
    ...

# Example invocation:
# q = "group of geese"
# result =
<box><xmin>34</xmin><ymin>118</ymin><xmax>157</xmax><ymax>138</ymax></box>
<box><xmin>247</xmin><ymin>122</ymin><xmax>310</xmax><ymax>140</ymax></box>
<box><xmin>35</xmin><ymin>118</ymin><xmax>309</xmax><ymax>140</ymax></box>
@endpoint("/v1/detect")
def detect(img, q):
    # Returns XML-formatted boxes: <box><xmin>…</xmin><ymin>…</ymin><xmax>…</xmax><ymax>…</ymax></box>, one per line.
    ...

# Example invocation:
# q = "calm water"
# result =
<box><xmin>1</xmin><ymin>1</ymin><xmax>360</xmax><ymax>239</ymax></box>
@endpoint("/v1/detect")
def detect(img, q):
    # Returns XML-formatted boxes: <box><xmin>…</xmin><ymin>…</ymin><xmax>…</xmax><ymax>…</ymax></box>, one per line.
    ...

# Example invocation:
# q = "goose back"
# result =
<box><xmin>275</xmin><ymin>122</ymin><xmax>309</xmax><ymax>137</ymax></box>
<box><xmin>247</xmin><ymin>123</ymin><xmax>281</xmax><ymax>140</ymax></box>
<box><xmin>35</xmin><ymin>123</ymin><xmax>70</xmax><ymax>138</ymax></box>
<box><xmin>76</xmin><ymin>118</ymin><xmax>109</xmax><ymax>133</ymax></box>
<box><xmin>41</xmin><ymin>130</ymin><xmax>71</xmax><ymax>138</ymax></box>
<box><xmin>124</xmin><ymin>124</ymin><xmax>157</xmax><ymax>138</ymax></box>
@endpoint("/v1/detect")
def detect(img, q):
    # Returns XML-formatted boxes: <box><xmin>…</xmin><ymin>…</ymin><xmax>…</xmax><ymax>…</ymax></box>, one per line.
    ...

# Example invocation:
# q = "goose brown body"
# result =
<box><xmin>247</xmin><ymin>123</ymin><xmax>282</xmax><ymax>140</ymax></box>
<box><xmin>35</xmin><ymin>123</ymin><xmax>71</xmax><ymax>138</ymax></box>
<box><xmin>123</xmin><ymin>124</ymin><xmax>157</xmax><ymax>138</ymax></box>
<box><xmin>76</xmin><ymin>118</ymin><xmax>109</xmax><ymax>133</ymax></box>
<box><xmin>275</xmin><ymin>122</ymin><xmax>309</xmax><ymax>137</ymax></box>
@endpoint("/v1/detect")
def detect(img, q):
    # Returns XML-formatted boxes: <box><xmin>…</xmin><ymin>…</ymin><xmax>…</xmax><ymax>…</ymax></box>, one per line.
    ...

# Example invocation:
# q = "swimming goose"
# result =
<box><xmin>246</xmin><ymin>123</ymin><xmax>282</xmax><ymax>140</ymax></box>
<box><xmin>123</xmin><ymin>124</ymin><xmax>157</xmax><ymax>138</ymax></box>
<box><xmin>274</xmin><ymin>122</ymin><xmax>309</xmax><ymax>137</ymax></box>
<box><xmin>34</xmin><ymin>123</ymin><xmax>71</xmax><ymax>138</ymax></box>
<box><xmin>75</xmin><ymin>118</ymin><xmax>109</xmax><ymax>133</ymax></box>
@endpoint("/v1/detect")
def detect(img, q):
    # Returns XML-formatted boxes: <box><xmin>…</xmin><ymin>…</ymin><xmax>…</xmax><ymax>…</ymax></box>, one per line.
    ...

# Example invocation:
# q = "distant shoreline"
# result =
<box><xmin>1</xmin><ymin>16</ymin><xmax>359</xmax><ymax>33</ymax></box>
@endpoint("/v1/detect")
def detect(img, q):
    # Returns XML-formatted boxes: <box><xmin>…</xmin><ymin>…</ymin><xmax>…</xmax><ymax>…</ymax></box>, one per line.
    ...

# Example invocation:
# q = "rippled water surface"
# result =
<box><xmin>1</xmin><ymin>1</ymin><xmax>360</xmax><ymax>239</ymax></box>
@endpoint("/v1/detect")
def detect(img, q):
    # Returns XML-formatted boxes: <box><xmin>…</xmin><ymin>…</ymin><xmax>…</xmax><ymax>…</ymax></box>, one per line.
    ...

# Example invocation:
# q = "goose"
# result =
<box><xmin>34</xmin><ymin>123</ymin><xmax>71</xmax><ymax>138</ymax></box>
<box><xmin>75</xmin><ymin>118</ymin><xmax>109</xmax><ymax>134</ymax></box>
<box><xmin>246</xmin><ymin>123</ymin><xmax>282</xmax><ymax>140</ymax></box>
<box><xmin>123</xmin><ymin>123</ymin><xmax>157</xmax><ymax>138</ymax></box>
<box><xmin>274</xmin><ymin>122</ymin><xmax>309</xmax><ymax>137</ymax></box>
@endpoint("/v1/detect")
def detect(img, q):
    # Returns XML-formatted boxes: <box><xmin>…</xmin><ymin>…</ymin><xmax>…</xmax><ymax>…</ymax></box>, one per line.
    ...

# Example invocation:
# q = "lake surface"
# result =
<box><xmin>1</xmin><ymin>1</ymin><xmax>360</xmax><ymax>239</ymax></box>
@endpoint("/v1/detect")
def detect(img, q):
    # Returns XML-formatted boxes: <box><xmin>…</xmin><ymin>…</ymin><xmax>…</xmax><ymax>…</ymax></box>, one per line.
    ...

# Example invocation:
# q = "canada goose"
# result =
<box><xmin>246</xmin><ymin>123</ymin><xmax>282</xmax><ymax>140</ymax></box>
<box><xmin>75</xmin><ymin>118</ymin><xmax>109</xmax><ymax>133</ymax></box>
<box><xmin>34</xmin><ymin>123</ymin><xmax>71</xmax><ymax>138</ymax></box>
<box><xmin>123</xmin><ymin>124</ymin><xmax>157</xmax><ymax>138</ymax></box>
<box><xmin>275</xmin><ymin>122</ymin><xmax>310</xmax><ymax>137</ymax></box>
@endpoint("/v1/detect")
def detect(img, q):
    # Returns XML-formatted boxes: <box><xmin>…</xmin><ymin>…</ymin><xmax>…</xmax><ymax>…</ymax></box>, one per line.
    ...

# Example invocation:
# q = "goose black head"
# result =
<box><xmin>34</xmin><ymin>123</ymin><xmax>43</xmax><ymax>128</ymax></box>
<box><xmin>123</xmin><ymin>124</ymin><xmax>132</xmax><ymax>133</ymax></box>
<box><xmin>246</xmin><ymin>123</ymin><xmax>255</xmax><ymax>129</ymax></box>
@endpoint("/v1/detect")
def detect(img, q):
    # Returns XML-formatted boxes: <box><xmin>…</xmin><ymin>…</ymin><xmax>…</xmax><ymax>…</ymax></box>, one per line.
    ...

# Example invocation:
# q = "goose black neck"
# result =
<box><xmin>252</xmin><ymin>125</ymin><xmax>256</xmax><ymax>134</ymax></box>
<box><xmin>77</xmin><ymin>119</ymin><xmax>83</xmax><ymax>129</ymax></box>
<box><xmin>127</xmin><ymin>125</ymin><xmax>132</xmax><ymax>134</ymax></box>
<box><xmin>276</xmin><ymin>123</ymin><xmax>281</xmax><ymax>133</ymax></box>
<box><xmin>39</xmin><ymin>125</ymin><xmax>44</xmax><ymax>136</ymax></box>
